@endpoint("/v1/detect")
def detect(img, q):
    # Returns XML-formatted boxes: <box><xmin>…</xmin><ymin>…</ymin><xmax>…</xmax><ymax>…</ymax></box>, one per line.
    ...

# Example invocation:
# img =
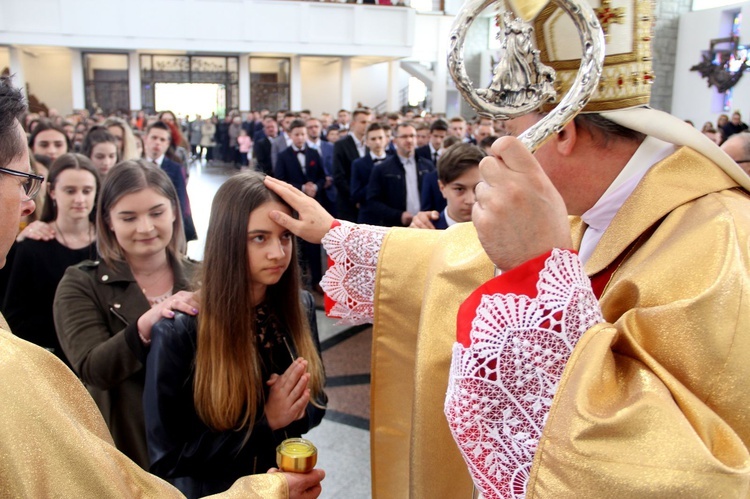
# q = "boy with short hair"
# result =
<box><xmin>412</xmin><ymin>143</ymin><xmax>485</xmax><ymax>230</ymax></box>
<box><xmin>351</xmin><ymin>122</ymin><xmax>389</xmax><ymax>224</ymax></box>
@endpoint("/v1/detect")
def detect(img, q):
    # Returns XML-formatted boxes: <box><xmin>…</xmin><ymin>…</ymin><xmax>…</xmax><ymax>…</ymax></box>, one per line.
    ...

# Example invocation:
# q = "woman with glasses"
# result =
<box><xmin>53</xmin><ymin>160</ymin><xmax>199</xmax><ymax>469</ymax></box>
<box><xmin>2</xmin><ymin>153</ymin><xmax>98</xmax><ymax>367</ymax></box>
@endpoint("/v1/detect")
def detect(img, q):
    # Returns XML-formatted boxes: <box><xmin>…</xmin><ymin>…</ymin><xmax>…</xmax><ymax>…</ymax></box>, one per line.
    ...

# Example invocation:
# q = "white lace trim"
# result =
<box><xmin>320</xmin><ymin>221</ymin><xmax>389</xmax><ymax>325</ymax></box>
<box><xmin>445</xmin><ymin>249</ymin><xmax>603</xmax><ymax>499</ymax></box>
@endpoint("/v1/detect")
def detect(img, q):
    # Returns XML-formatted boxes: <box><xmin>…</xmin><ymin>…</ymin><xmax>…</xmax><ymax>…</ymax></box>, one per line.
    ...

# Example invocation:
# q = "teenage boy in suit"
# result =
<box><xmin>409</xmin><ymin>143</ymin><xmax>484</xmax><ymax>230</ymax></box>
<box><xmin>332</xmin><ymin>108</ymin><xmax>372</xmax><ymax>222</ymax></box>
<box><xmin>144</xmin><ymin>121</ymin><xmax>197</xmax><ymax>241</ymax></box>
<box><xmin>351</xmin><ymin>122</ymin><xmax>389</xmax><ymax>224</ymax></box>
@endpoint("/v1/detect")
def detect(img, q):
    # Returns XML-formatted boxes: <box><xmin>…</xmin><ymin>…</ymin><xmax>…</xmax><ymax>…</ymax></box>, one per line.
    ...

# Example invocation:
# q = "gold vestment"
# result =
<box><xmin>370</xmin><ymin>147</ymin><xmax>750</xmax><ymax>497</ymax></box>
<box><xmin>0</xmin><ymin>321</ymin><xmax>287</xmax><ymax>498</ymax></box>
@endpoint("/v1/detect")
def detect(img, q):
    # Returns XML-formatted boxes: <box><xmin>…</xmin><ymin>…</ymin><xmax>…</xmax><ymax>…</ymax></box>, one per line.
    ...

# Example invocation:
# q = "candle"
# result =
<box><xmin>276</xmin><ymin>438</ymin><xmax>318</xmax><ymax>473</ymax></box>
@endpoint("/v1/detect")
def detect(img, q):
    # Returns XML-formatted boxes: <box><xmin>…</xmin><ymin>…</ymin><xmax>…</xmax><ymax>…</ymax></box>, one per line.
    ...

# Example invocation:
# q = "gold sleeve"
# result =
<box><xmin>529</xmin><ymin>185</ymin><xmax>750</xmax><ymax>497</ymax></box>
<box><xmin>0</xmin><ymin>327</ymin><xmax>287</xmax><ymax>499</ymax></box>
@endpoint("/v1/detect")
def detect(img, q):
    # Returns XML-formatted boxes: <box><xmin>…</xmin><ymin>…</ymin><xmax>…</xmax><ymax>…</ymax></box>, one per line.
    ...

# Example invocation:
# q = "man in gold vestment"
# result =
<box><xmin>0</xmin><ymin>76</ymin><xmax>324</xmax><ymax>498</ymax></box>
<box><xmin>266</xmin><ymin>0</ymin><xmax>750</xmax><ymax>497</ymax></box>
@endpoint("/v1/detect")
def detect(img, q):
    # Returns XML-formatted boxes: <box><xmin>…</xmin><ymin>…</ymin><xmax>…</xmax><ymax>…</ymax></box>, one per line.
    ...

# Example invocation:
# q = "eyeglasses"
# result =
<box><xmin>397</xmin><ymin>134</ymin><xmax>416</xmax><ymax>139</ymax></box>
<box><xmin>0</xmin><ymin>166</ymin><xmax>45</xmax><ymax>201</ymax></box>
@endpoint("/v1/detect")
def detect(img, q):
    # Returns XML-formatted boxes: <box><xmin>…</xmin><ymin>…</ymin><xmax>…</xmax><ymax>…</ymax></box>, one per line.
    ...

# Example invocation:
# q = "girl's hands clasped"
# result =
<box><xmin>265</xmin><ymin>358</ymin><xmax>311</xmax><ymax>430</ymax></box>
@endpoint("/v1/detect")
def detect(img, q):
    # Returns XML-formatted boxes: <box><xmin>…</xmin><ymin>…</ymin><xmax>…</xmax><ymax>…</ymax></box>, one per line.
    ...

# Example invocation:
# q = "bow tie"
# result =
<box><xmin>295</xmin><ymin>148</ymin><xmax>306</xmax><ymax>154</ymax></box>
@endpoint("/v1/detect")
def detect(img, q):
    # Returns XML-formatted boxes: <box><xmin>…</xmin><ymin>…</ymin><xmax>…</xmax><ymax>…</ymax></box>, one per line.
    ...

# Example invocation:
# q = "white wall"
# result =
<box><xmin>300</xmin><ymin>58</ymin><xmax>342</xmax><ymax>116</ymax></box>
<box><xmin>21</xmin><ymin>48</ymin><xmax>74</xmax><ymax>114</ymax></box>
<box><xmin>352</xmin><ymin>61</ymin><xmax>409</xmax><ymax>111</ymax></box>
<box><xmin>672</xmin><ymin>2</ymin><xmax>750</xmax><ymax>126</ymax></box>
<box><xmin>0</xmin><ymin>47</ymin><xmax>9</xmax><ymax>74</ymax></box>
<box><xmin>0</xmin><ymin>0</ymin><xmax>414</xmax><ymax>58</ymax></box>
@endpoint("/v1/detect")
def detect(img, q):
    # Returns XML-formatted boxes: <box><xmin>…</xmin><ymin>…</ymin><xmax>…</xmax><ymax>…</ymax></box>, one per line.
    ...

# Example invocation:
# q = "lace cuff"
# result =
<box><xmin>320</xmin><ymin>221</ymin><xmax>389</xmax><ymax>325</ymax></box>
<box><xmin>445</xmin><ymin>249</ymin><xmax>603</xmax><ymax>499</ymax></box>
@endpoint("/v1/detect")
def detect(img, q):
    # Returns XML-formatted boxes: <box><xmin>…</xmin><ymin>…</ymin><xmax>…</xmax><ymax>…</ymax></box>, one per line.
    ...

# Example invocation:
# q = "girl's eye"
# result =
<box><xmin>122</xmin><ymin>217</ymin><xmax>135</xmax><ymax>222</ymax></box>
<box><xmin>151</xmin><ymin>211</ymin><xmax>164</xmax><ymax>217</ymax></box>
<box><xmin>252</xmin><ymin>235</ymin><xmax>266</xmax><ymax>243</ymax></box>
<box><xmin>282</xmin><ymin>232</ymin><xmax>293</xmax><ymax>241</ymax></box>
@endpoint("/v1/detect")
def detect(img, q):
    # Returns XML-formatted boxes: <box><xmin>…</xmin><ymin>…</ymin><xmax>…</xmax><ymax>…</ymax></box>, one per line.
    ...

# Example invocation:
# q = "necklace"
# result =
<box><xmin>135</xmin><ymin>265</ymin><xmax>173</xmax><ymax>301</ymax></box>
<box><xmin>55</xmin><ymin>220</ymin><xmax>94</xmax><ymax>249</ymax></box>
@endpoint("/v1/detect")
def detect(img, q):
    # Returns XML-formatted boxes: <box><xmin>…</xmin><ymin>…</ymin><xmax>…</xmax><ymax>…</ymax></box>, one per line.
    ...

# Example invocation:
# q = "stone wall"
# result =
<box><xmin>652</xmin><ymin>0</ymin><xmax>694</xmax><ymax>113</ymax></box>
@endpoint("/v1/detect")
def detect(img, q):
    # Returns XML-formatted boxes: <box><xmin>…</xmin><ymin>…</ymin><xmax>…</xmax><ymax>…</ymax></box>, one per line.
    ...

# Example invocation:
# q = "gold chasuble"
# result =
<box><xmin>0</xmin><ymin>322</ymin><xmax>287</xmax><ymax>498</ymax></box>
<box><xmin>369</xmin><ymin>147</ymin><xmax>750</xmax><ymax>497</ymax></box>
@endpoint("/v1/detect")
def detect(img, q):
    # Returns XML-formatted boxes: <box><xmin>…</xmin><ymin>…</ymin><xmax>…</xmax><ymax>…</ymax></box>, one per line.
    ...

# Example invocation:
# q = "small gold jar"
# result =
<box><xmin>276</xmin><ymin>438</ymin><xmax>318</xmax><ymax>473</ymax></box>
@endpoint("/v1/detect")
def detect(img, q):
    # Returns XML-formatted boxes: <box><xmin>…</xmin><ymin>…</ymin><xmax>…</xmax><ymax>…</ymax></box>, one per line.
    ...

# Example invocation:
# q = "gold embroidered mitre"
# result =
<box><xmin>527</xmin><ymin>0</ymin><xmax>655</xmax><ymax>112</ymax></box>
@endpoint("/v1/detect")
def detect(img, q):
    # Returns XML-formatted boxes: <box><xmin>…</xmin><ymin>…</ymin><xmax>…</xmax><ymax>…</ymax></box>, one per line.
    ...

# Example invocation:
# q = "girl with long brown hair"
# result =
<box><xmin>143</xmin><ymin>171</ymin><xmax>326</xmax><ymax>498</ymax></box>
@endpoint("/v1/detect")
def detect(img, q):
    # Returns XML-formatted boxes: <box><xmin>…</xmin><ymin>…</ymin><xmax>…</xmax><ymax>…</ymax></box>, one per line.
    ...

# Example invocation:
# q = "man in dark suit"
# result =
<box><xmin>144</xmin><ymin>121</ymin><xmax>197</xmax><ymax>241</ymax></box>
<box><xmin>332</xmin><ymin>108</ymin><xmax>372</xmax><ymax>221</ymax></box>
<box><xmin>271</xmin><ymin>112</ymin><xmax>296</xmax><ymax>171</ymax></box>
<box><xmin>274</xmin><ymin>120</ymin><xmax>326</xmax><ymax>197</ymax></box>
<box><xmin>351</xmin><ymin>122</ymin><xmax>389</xmax><ymax>224</ymax></box>
<box><xmin>306</xmin><ymin>117</ymin><xmax>336</xmax><ymax>216</ymax></box>
<box><xmin>253</xmin><ymin>116</ymin><xmax>278</xmax><ymax>175</ymax></box>
<box><xmin>273</xmin><ymin>120</ymin><xmax>326</xmax><ymax>289</ymax></box>
<box><xmin>416</xmin><ymin>119</ymin><xmax>448</xmax><ymax>166</ymax></box>
<box><xmin>366</xmin><ymin>123</ymin><xmax>434</xmax><ymax>227</ymax></box>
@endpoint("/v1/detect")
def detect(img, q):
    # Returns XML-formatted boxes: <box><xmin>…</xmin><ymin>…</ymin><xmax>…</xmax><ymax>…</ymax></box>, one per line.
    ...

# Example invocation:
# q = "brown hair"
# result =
<box><xmin>194</xmin><ymin>171</ymin><xmax>325</xmax><ymax>432</ymax></box>
<box><xmin>438</xmin><ymin>143</ymin><xmax>485</xmax><ymax>184</ymax></box>
<box><xmin>96</xmin><ymin>159</ymin><xmax>186</xmax><ymax>266</ymax></box>
<box><xmin>40</xmin><ymin>153</ymin><xmax>101</xmax><ymax>223</ymax></box>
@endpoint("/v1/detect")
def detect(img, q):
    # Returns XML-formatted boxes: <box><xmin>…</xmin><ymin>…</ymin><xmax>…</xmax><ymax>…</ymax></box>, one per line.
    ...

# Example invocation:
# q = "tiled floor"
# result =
<box><xmin>186</xmin><ymin>159</ymin><xmax>372</xmax><ymax>498</ymax></box>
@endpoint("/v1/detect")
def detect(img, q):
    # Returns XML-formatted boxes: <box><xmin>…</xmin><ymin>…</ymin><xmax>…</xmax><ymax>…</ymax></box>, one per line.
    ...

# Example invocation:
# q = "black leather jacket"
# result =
<box><xmin>143</xmin><ymin>291</ymin><xmax>326</xmax><ymax>498</ymax></box>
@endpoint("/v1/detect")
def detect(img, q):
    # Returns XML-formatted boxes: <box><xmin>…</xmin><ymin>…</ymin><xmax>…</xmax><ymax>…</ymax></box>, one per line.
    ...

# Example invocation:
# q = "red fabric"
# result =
<box><xmin>323</xmin><ymin>220</ymin><xmax>341</xmax><ymax>317</ymax></box>
<box><xmin>456</xmin><ymin>251</ymin><xmax>557</xmax><ymax>347</ymax></box>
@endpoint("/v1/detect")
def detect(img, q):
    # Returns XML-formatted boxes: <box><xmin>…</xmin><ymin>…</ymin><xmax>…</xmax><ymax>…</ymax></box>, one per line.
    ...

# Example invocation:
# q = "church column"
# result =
<box><xmin>128</xmin><ymin>51</ymin><xmax>142</xmax><ymax>113</ymax></box>
<box><xmin>431</xmin><ymin>22</ymin><xmax>449</xmax><ymax>114</ymax></box>
<box><xmin>9</xmin><ymin>46</ymin><xmax>26</xmax><ymax>99</ymax></box>
<box><xmin>386</xmin><ymin>59</ymin><xmax>400</xmax><ymax>113</ymax></box>
<box><xmin>239</xmin><ymin>54</ymin><xmax>250</xmax><ymax>114</ymax></box>
<box><xmin>340</xmin><ymin>56</ymin><xmax>352</xmax><ymax>110</ymax></box>
<box><xmin>70</xmin><ymin>49</ymin><xmax>85</xmax><ymax>112</ymax></box>
<box><xmin>290</xmin><ymin>55</ymin><xmax>302</xmax><ymax>110</ymax></box>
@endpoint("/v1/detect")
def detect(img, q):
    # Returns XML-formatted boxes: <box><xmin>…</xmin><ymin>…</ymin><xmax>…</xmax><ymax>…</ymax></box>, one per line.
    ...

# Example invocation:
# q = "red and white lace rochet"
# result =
<box><xmin>445</xmin><ymin>249</ymin><xmax>603</xmax><ymax>499</ymax></box>
<box><xmin>320</xmin><ymin>220</ymin><xmax>387</xmax><ymax>325</ymax></box>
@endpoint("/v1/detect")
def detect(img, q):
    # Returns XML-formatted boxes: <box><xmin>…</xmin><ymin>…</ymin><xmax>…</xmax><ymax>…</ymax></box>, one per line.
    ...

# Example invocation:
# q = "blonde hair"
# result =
<box><xmin>103</xmin><ymin>117</ymin><xmax>139</xmax><ymax>161</ymax></box>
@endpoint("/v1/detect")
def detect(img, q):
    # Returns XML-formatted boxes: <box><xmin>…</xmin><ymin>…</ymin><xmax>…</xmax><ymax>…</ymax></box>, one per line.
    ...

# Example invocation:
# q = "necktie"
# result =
<box><xmin>296</xmin><ymin>149</ymin><xmax>306</xmax><ymax>174</ymax></box>
<box><xmin>433</xmin><ymin>151</ymin><xmax>438</xmax><ymax>164</ymax></box>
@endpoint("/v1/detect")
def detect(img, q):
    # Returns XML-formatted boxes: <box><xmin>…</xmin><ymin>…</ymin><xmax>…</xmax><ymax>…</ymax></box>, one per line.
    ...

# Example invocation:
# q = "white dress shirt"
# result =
<box><xmin>399</xmin><ymin>154</ymin><xmax>420</xmax><ymax>216</ymax></box>
<box><xmin>579</xmin><ymin>136</ymin><xmax>677</xmax><ymax>264</ymax></box>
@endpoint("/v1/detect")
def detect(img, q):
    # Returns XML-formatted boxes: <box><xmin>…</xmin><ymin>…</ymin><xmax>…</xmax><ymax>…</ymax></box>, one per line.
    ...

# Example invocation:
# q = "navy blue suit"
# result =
<box><xmin>366</xmin><ymin>155</ymin><xmax>434</xmax><ymax>227</ymax></box>
<box><xmin>311</xmin><ymin>141</ymin><xmax>337</xmax><ymax>212</ymax></box>
<box><xmin>420</xmin><ymin>170</ymin><xmax>447</xmax><ymax>213</ymax></box>
<box><xmin>253</xmin><ymin>137</ymin><xmax>273</xmax><ymax>175</ymax></box>
<box><xmin>160</xmin><ymin>158</ymin><xmax>196</xmax><ymax>241</ymax></box>
<box><xmin>274</xmin><ymin>146</ymin><xmax>326</xmax><ymax>198</ymax></box>
<box><xmin>434</xmin><ymin>210</ymin><xmax>449</xmax><ymax>230</ymax></box>
<box><xmin>351</xmin><ymin>155</ymin><xmax>386</xmax><ymax>225</ymax></box>
<box><xmin>415</xmin><ymin>144</ymin><xmax>439</xmax><ymax>165</ymax></box>
<box><xmin>332</xmin><ymin>135</ymin><xmax>365</xmax><ymax>222</ymax></box>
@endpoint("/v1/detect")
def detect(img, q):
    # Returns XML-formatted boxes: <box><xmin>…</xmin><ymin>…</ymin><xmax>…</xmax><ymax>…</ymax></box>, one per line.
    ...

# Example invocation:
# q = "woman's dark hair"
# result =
<box><xmin>28</xmin><ymin>120</ymin><xmax>72</xmax><ymax>152</ymax></box>
<box><xmin>0</xmin><ymin>76</ymin><xmax>27</xmax><ymax>168</ymax></box>
<box><xmin>40</xmin><ymin>153</ymin><xmax>101</xmax><ymax>223</ymax></box>
<box><xmin>81</xmin><ymin>126</ymin><xmax>120</xmax><ymax>160</ymax></box>
<box><xmin>193</xmin><ymin>171</ymin><xmax>326</xmax><ymax>432</ymax></box>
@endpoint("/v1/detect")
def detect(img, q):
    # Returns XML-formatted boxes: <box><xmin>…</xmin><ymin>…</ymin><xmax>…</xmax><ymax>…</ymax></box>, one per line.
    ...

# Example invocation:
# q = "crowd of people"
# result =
<box><xmin>3</xmin><ymin>0</ymin><xmax>750</xmax><ymax>493</ymax></box>
<box><xmin>3</xmin><ymin>84</ymin><xmax>515</xmax><ymax>497</ymax></box>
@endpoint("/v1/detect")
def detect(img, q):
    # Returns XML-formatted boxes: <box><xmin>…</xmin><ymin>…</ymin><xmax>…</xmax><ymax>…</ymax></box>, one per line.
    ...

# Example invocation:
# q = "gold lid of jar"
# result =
<box><xmin>276</xmin><ymin>438</ymin><xmax>318</xmax><ymax>473</ymax></box>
